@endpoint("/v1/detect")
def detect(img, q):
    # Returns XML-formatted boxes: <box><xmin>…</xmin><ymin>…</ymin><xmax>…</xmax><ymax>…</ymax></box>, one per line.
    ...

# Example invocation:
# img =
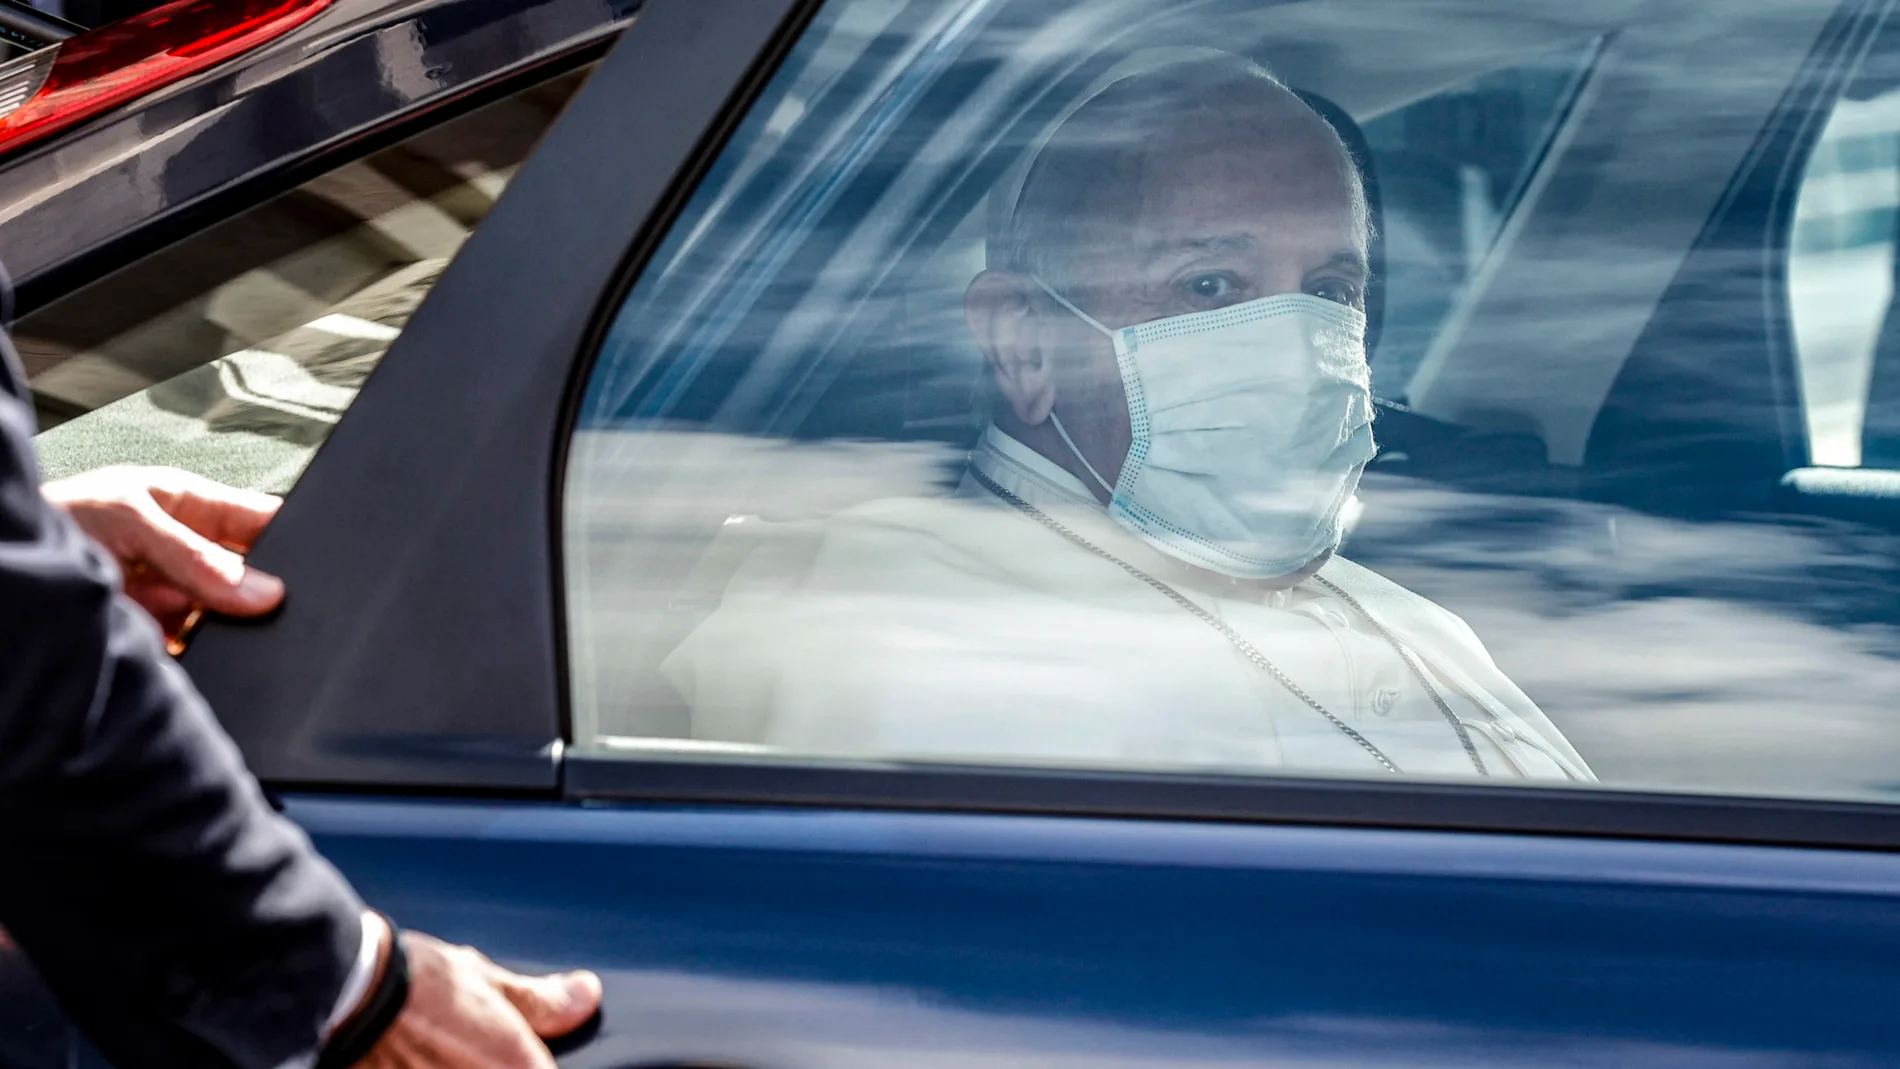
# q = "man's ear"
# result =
<box><xmin>965</xmin><ymin>269</ymin><xmax>1056</xmax><ymax>426</ymax></box>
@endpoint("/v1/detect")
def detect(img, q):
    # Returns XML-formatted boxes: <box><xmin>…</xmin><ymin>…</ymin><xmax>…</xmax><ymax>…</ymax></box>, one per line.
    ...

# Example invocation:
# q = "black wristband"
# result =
<box><xmin>317</xmin><ymin>913</ymin><xmax>410</xmax><ymax>1069</ymax></box>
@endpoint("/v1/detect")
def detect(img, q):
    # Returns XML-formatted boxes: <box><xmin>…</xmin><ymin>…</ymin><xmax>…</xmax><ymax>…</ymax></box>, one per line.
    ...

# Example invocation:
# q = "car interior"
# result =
<box><xmin>563</xmin><ymin>0</ymin><xmax>1900</xmax><ymax>798</ymax></box>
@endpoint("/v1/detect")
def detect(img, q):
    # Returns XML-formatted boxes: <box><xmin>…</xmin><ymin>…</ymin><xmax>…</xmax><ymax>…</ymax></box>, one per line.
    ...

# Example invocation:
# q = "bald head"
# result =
<box><xmin>996</xmin><ymin>55</ymin><xmax>1371</xmax><ymax>299</ymax></box>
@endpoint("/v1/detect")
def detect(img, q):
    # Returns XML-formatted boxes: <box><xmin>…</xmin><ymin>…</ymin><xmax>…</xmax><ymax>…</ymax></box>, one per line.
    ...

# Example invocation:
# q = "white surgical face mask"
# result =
<box><xmin>1036</xmin><ymin>279</ymin><xmax>1376</xmax><ymax>579</ymax></box>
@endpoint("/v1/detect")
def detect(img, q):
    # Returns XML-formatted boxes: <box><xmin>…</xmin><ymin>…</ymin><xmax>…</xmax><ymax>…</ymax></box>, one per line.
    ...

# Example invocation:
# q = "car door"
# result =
<box><xmin>30</xmin><ymin>0</ymin><xmax>1900</xmax><ymax>1065</ymax></box>
<box><xmin>5</xmin><ymin>40</ymin><xmax>606</xmax><ymax>1069</ymax></box>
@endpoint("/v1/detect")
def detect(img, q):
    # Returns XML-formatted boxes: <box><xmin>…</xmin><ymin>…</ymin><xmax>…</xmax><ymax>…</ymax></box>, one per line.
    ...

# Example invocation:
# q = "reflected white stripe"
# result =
<box><xmin>307</xmin><ymin>313</ymin><xmax>400</xmax><ymax>340</ymax></box>
<box><xmin>0</xmin><ymin>50</ymin><xmax>54</xmax><ymax>119</ymax></box>
<box><xmin>0</xmin><ymin>73</ymin><xmax>39</xmax><ymax>113</ymax></box>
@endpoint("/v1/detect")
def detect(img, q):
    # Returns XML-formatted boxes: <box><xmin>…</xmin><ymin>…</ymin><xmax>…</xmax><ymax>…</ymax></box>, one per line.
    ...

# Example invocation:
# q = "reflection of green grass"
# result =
<box><xmin>32</xmin><ymin>390</ymin><xmax>318</xmax><ymax>495</ymax></box>
<box><xmin>31</xmin><ymin>261</ymin><xmax>442</xmax><ymax>495</ymax></box>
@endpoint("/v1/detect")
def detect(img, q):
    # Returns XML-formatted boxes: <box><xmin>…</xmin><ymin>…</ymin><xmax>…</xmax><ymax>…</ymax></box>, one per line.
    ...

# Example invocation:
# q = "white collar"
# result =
<box><xmin>962</xmin><ymin>423</ymin><xmax>1299</xmax><ymax>604</ymax></box>
<box><xmin>966</xmin><ymin>423</ymin><xmax>1104</xmax><ymax>512</ymax></box>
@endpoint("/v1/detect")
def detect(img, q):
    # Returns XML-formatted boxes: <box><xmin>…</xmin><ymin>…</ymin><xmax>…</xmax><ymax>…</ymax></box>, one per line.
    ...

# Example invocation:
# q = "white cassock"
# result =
<box><xmin>663</xmin><ymin>425</ymin><xmax>1593</xmax><ymax>781</ymax></box>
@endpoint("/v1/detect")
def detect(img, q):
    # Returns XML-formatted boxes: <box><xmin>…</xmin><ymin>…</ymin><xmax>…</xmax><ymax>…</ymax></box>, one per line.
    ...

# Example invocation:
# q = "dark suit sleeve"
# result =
<box><xmin>0</xmin><ymin>327</ymin><xmax>364</xmax><ymax>1066</ymax></box>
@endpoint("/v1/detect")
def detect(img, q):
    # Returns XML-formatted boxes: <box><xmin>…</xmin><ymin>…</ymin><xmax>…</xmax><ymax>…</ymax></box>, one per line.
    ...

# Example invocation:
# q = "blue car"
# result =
<box><xmin>11</xmin><ymin>0</ymin><xmax>1900</xmax><ymax>1064</ymax></box>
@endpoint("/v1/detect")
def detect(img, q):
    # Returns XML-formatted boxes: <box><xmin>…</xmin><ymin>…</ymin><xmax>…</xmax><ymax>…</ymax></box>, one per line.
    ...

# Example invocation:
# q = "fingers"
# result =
<box><xmin>484</xmin><ymin>959</ymin><xmax>602</xmax><ymax>1040</ymax></box>
<box><xmin>361</xmin><ymin>932</ymin><xmax>563</xmax><ymax>1069</ymax></box>
<box><xmin>129</xmin><ymin>499</ymin><xmax>285</xmax><ymax>616</ymax></box>
<box><xmin>365</xmin><ymin>978</ymin><xmax>552</xmax><ymax>1069</ymax></box>
<box><xmin>144</xmin><ymin>467</ymin><xmax>283</xmax><ymax>551</ymax></box>
<box><xmin>43</xmin><ymin>466</ymin><xmax>287</xmax><ymax>622</ymax></box>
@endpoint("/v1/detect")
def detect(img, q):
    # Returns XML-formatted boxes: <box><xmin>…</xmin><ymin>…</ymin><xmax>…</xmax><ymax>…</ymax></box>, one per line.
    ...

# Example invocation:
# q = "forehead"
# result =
<box><xmin>1130</xmin><ymin>106</ymin><xmax>1361</xmax><ymax>252</ymax></box>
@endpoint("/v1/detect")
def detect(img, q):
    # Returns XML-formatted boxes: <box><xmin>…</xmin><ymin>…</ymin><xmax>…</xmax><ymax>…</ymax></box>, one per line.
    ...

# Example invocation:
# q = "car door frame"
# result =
<box><xmin>183</xmin><ymin>0</ymin><xmax>1900</xmax><ymax>854</ymax></box>
<box><xmin>182</xmin><ymin>0</ymin><xmax>824</xmax><ymax>789</ymax></box>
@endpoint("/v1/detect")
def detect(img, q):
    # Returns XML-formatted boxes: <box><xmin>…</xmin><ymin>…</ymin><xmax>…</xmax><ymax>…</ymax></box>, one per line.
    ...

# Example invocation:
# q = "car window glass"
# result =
<box><xmin>1367</xmin><ymin>42</ymin><xmax>1596</xmax><ymax>400</ymax></box>
<box><xmin>565</xmin><ymin>0</ymin><xmax>1900</xmax><ymax>802</ymax></box>
<box><xmin>1791</xmin><ymin>72</ymin><xmax>1900</xmax><ymax>468</ymax></box>
<box><xmin>22</xmin><ymin>65</ymin><xmax>592</xmax><ymax>493</ymax></box>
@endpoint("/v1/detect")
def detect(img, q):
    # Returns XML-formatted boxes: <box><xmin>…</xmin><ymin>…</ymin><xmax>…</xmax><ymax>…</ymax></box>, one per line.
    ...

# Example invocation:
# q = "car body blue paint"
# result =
<box><xmin>293</xmin><ymin>795</ymin><xmax>1900</xmax><ymax>1067</ymax></box>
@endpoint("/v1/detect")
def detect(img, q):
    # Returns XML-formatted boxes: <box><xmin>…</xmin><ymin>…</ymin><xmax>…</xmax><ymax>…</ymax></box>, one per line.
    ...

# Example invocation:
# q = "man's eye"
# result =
<box><xmin>1181</xmin><ymin>273</ymin><xmax>1238</xmax><ymax>301</ymax></box>
<box><xmin>1311</xmin><ymin>279</ymin><xmax>1362</xmax><ymax>307</ymax></box>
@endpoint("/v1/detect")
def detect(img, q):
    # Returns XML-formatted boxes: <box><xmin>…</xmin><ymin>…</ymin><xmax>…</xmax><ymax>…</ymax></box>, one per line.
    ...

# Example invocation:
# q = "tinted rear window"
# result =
<box><xmin>559</xmin><ymin>0</ymin><xmax>1900</xmax><ymax>802</ymax></box>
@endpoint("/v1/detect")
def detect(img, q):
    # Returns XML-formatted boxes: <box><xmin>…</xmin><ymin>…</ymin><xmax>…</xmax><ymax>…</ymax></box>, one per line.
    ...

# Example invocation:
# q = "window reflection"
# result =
<box><xmin>566</xmin><ymin>0</ymin><xmax>1900</xmax><ymax>802</ymax></box>
<box><xmin>1366</xmin><ymin>42</ymin><xmax>1596</xmax><ymax>401</ymax></box>
<box><xmin>1792</xmin><ymin>84</ymin><xmax>1900</xmax><ymax>469</ymax></box>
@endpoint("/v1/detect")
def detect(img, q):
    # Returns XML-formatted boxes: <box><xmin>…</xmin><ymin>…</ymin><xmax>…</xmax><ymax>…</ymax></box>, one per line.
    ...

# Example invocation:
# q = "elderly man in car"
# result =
<box><xmin>665</xmin><ymin>51</ymin><xmax>1590</xmax><ymax>781</ymax></box>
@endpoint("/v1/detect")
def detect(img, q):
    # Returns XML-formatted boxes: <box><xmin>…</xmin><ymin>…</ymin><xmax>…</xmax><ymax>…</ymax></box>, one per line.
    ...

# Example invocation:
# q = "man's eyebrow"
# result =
<box><xmin>1314</xmin><ymin>249</ymin><xmax>1369</xmax><ymax>277</ymax></box>
<box><xmin>1141</xmin><ymin>234</ymin><xmax>1258</xmax><ymax>265</ymax></box>
<box><xmin>1139</xmin><ymin>238</ymin><xmax>1370</xmax><ymax>277</ymax></box>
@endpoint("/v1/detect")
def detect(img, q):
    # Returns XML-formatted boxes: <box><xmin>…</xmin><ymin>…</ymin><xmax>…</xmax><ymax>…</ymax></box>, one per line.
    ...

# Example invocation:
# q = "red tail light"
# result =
<box><xmin>0</xmin><ymin>0</ymin><xmax>334</xmax><ymax>157</ymax></box>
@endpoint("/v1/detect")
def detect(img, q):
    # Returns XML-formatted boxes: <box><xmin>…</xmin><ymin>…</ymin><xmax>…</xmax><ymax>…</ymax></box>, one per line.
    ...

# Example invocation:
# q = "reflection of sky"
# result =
<box><xmin>568</xmin><ymin>431</ymin><xmax>1900</xmax><ymax>801</ymax></box>
<box><xmin>1346</xmin><ymin>472</ymin><xmax>1900</xmax><ymax>798</ymax></box>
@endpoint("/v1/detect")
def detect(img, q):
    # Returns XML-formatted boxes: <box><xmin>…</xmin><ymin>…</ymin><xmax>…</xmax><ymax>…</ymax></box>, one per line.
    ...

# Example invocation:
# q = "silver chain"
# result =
<box><xmin>971</xmin><ymin>468</ymin><xmax>1487</xmax><ymax>777</ymax></box>
<box><xmin>1308</xmin><ymin>575</ymin><xmax>1486</xmax><ymax>775</ymax></box>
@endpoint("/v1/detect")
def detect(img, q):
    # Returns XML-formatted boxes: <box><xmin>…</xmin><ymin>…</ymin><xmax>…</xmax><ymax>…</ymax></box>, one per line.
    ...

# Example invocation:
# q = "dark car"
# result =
<box><xmin>13</xmin><ymin>0</ymin><xmax>1900</xmax><ymax>1065</ymax></box>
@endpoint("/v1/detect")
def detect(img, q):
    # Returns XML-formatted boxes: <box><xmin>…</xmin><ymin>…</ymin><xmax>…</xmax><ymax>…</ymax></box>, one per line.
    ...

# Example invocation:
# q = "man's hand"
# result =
<box><xmin>42</xmin><ymin>466</ymin><xmax>285</xmax><ymax>641</ymax></box>
<box><xmin>361</xmin><ymin>927</ymin><xmax>603</xmax><ymax>1069</ymax></box>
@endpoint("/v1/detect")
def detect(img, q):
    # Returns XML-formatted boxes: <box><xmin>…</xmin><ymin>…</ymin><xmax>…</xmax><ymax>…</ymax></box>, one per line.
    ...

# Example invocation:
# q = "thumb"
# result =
<box><xmin>487</xmin><ymin>964</ymin><xmax>602</xmax><ymax>1039</ymax></box>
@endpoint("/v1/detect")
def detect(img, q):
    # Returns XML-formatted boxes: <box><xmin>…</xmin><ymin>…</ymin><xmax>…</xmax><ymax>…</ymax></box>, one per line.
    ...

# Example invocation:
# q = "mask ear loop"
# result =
<box><xmin>1049</xmin><ymin>411</ymin><xmax>1115</xmax><ymax>497</ymax></box>
<box><xmin>1031</xmin><ymin>276</ymin><xmax>1119</xmax><ymax>499</ymax></box>
<box><xmin>1033</xmin><ymin>275</ymin><xmax>1117</xmax><ymax>337</ymax></box>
